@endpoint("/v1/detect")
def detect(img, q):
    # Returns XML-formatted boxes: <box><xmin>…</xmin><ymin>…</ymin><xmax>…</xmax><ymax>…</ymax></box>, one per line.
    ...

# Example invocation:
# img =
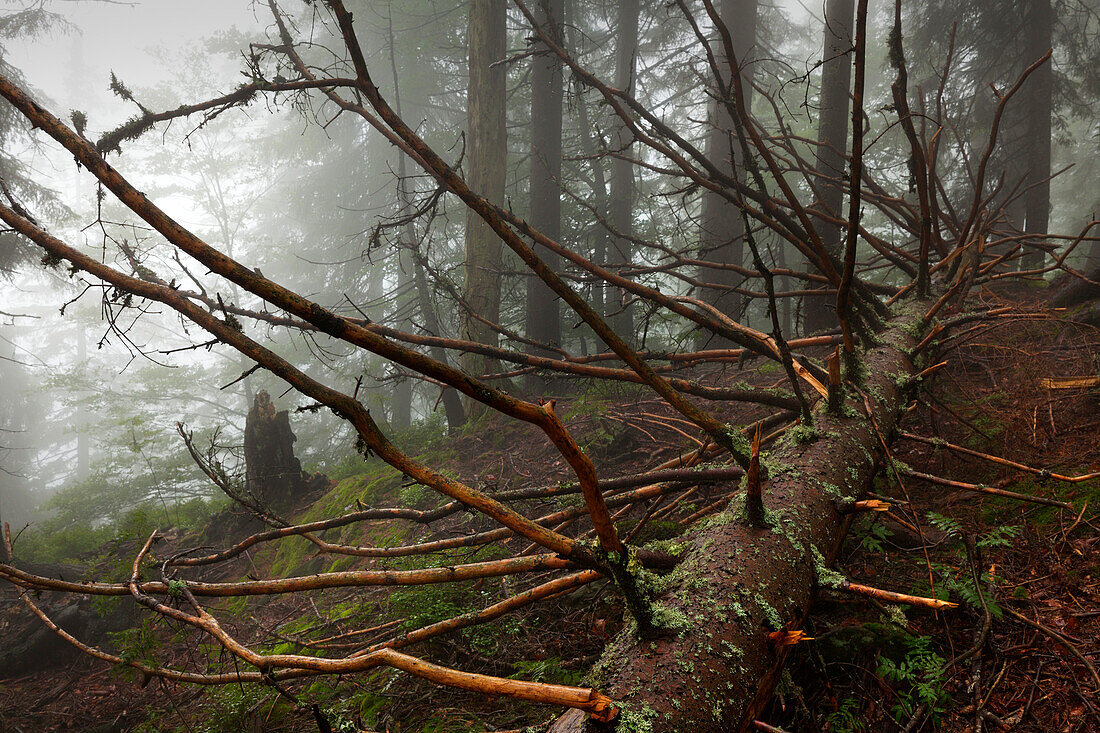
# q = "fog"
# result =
<box><xmin>0</xmin><ymin>0</ymin><xmax>1095</xmax><ymax>557</ymax></box>
<box><xmin>0</xmin><ymin>0</ymin><xmax>1098</xmax><ymax>730</ymax></box>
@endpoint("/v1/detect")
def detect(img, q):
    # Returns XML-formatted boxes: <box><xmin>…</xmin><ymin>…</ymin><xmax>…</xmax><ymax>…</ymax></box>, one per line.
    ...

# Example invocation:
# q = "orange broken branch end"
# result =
<box><xmin>842</xmin><ymin>580</ymin><xmax>959</xmax><ymax>610</ymax></box>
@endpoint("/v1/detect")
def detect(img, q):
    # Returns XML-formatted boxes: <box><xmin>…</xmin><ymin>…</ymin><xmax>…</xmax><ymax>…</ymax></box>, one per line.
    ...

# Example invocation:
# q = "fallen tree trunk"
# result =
<box><xmin>554</xmin><ymin>305</ymin><xmax>926</xmax><ymax>732</ymax></box>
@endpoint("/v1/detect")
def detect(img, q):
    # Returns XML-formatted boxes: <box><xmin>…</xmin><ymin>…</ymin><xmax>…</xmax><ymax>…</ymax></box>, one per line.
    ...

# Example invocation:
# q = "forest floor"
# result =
<box><xmin>0</xmin><ymin>284</ymin><xmax>1097</xmax><ymax>733</ymax></box>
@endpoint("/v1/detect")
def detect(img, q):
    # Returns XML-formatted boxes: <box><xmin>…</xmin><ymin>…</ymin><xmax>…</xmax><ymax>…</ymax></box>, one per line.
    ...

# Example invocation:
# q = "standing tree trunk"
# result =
<box><xmin>461</xmin><ymin>0</ymin><xmax>507</xmax><ymax>393</ymax></box>
<box><xmin>1000</xmin><ymin>9</ymin><xmax>1031</xmax><ymax>263</ymax></box>
<box><xmin>697</xmin><ymin>0</ymin><xmax>756</xmax><ymax>343</ymax></box>
<box><xmin>804</xmin><ymin>0</ymin><xmax>854</xmax><ymax>335</ymax></box>
<box><xmin>525</xmin><ymin>0</ymin><xmax>566</xmax><ymax>390</ymax></box>
<box><xmin>387</xmin><ymin>9</ymin><xmax>418</xmax><ymax>430</ymax></box>
<box><xmin>0</xmin><ymin>501</ymin><xmax>7</xmax><ymax>564</ymax></box>
<box><xmin>1022</xmin><ymin>0</ymin><xmax>1052</xmax><ymax>270</ymax></box>
<box><xmin>76</xmin><ymin>327</ymin><xmax>89</xmax><ymax>482</ymax></box>
<box><xmin>412</xmin><ymin>252</ymin><xmax>468</xmax><ymax>431</ymax></box>
<box><xmin>606</xmin><ymin>0</ymin><xmax>639</xmax><ymax>344</ymax></box>
<box><xmin>390</xmin><ymin>246</ymin><xmax>414</xmax><ymax>429</ymax></box>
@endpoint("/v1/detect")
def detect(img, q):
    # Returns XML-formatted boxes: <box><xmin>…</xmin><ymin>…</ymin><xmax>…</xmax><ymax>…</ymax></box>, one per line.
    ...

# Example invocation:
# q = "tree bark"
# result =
<box><xmin>697</xmin><ymin>0</ymin><xmax>756</xmax><ymax>342</ymax></box>
<box><xmin>391</xmin><ymin>254</ymin><xmax>414</xmax><ymax>429</ymax></box>
<box><xmin>243</xmin><ymin>390</ymin><xmax>325</xmax><ymax>510</ymax></box>
<box><xmin>1001</xmin><ymin>9</ymin><xmax>1031</xmax><ymax>264</ymax></box>
<box><xmin>553</xmin><ymin>304</ymin><xmax>926</xmax><ymax>732</ymax></box>
<box><xmin>606</xmin><ymin>0</ymin><xmax>639</xmax><ymax>343</ymax></box>
<box><xmin>413</xmin><ymin>253</ymin><xmax>468</xmax><ymax>431</ymax></box>
<box><xmin>525</xmin><ymin>0</ymin><xmax>566</xmax><ymax>389</ymax></box>
<box><xmin>461</xmin><ymin>0</ymin><xmax>507</xmax><ymax>389</ymax></box>
<box><xmin>804</xmin><ymin>0</ymin><xmax>854</xmax><ymax>335</ymax></box>
<box><xmin>1022</xmin><ymin>0</ymin><xmax>1052</xmax><ymax>270</ymax></box>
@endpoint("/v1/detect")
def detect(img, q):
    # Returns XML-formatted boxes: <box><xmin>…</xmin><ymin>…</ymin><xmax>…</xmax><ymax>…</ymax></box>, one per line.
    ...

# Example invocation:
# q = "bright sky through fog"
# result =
<box><xmin>3</xmin><ymin>0</ymin><xmax>267</xmax><ymax>125</ymax></box>
<box><xmin>4</xmin><ymin>0</ymin><xmax>814</xmax><ymax>116</ymax></box>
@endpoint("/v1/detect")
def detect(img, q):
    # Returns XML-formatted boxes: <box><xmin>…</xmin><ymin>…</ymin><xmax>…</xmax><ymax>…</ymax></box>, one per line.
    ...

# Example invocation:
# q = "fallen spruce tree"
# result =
<box><xmin>552</xmin><ymin>304</ymin><xmax>934</xmax><ymax>732</ymax></box>
<box><xmin>0</xmin><ymin>0</ymin><xmax>1083</xmax><ymax>730</ymax></box>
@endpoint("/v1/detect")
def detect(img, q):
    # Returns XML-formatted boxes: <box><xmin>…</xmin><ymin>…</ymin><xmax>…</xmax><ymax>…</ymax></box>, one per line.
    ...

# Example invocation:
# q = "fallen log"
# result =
<box><xmin>553</xmin><ymin>304</ymin><xmax>929</xmax><ymax>732</ymax></box>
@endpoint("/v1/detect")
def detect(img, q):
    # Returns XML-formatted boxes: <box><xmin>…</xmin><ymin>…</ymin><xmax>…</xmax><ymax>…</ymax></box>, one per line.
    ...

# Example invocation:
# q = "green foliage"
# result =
<box><xmin>394</xmin><ymin>410</ymin><xmax>452</xmax><ymax>455</ymax></box>
<box><xmin>191</xmin><ymin>683</ymin><xmax>283</xmax><ymax>733</ymax></box>
<box><xmin>913</xmin><ymin>511</ymin><xmax>1022</xmax><ymax>617</ymax></box>
<box><xmin>851</xmin><ymin>516</ymin><xmax>893</xmax><ymax>555</ymax></box>
<box><xmin>915</xmin><ymin>561</ymin><xmax>1001</xmax><ymax>619</ymax></box>
<box><xmin>109</xmin><ymin>619</ymin><xmax>163</xmax><ymax>668</ymax></box>
<box><xmin>824</xmin><ymin>696</ymin><xmax>866</xmax><ymax>733</ymax></box>
<box><xmin>386</xmin><ymin>576</ymin><xmax>473</xmax><ymax>631</ymax></box>
<box><xmin>509</xmin><ymin>658</ymin><xmax>586</xmax><ymax>687</ymax></box>
<box><xmin>399</xmin><ymin>479</ymin><xmax>447</xmax><ymax>510</ymax></box>
<box><xmin>18</xmin><ymin>497</ymin><xmax>220</xmax><ymax>563</ymax></box>
<box><xmin>976</xmin><ymin>524</ymin><xmax>1021</xmax><ymax>549</ymax></box>
<box><xmin>926</xmin><ymin>512</ymin><xmax>962</xmax><ymax>536</ymax></box>
<box><xmin>818</xmin><ymin>621</ymin><xmax>951</xmax><ymax>728</ymax></box>
<box><xmin>876</xmin><ymin>634</ymin><xmax>951</xmax><ymax>724</ymax></box>
<box><xmin>562</xmin><ymin>389</ymin><xmax>614</xmax><ymax>423</ymax></box>
<box><xmin>927</xmin><ymin>510</ymin><xmax>1022</xmax><ymax>552</ymax></box>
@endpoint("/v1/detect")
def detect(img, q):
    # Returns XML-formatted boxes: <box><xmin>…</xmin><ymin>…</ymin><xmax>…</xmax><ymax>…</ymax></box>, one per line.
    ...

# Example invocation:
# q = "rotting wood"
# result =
<box><xmin>243</xmin><ymin>390</ymin><xmax>328</xmax><ymax>510</ymax></box>
<box><xmin>551</xmin><ymin>304</ymin><xmax>938</xmax><ymax>732</ymax></box>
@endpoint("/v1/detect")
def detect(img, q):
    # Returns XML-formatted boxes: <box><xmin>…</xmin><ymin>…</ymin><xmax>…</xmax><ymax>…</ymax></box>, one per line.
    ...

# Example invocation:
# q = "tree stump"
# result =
<box><xmin>243</xmin><ymin>390</ymin><xmax>325</xmax><ymax>512</ymax></box>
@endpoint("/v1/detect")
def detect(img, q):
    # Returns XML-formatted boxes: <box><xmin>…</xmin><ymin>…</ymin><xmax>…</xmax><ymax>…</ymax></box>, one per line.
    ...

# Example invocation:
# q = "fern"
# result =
<box><xmin>926</xmin><ymin>511</ymin><xmax>962</xmax><ymax>535</ymax></box>
<box><xmin>824</xmin><ymin>696</ymin><xmax>866</xmax><ymax>733</ymax></box>
<box><xmin>877</xmin><ymin>634</ymin><xmax>951</xmax><ymax>724</ymax></box>
<box><xmin>977</xmin><ymin>524</ymin><xmax>1020</xmax><ymax>549</ymax></box>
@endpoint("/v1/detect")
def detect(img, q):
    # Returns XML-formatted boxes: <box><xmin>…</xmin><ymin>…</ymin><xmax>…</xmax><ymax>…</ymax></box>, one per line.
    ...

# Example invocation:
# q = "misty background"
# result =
<box><xmin>0</xmin><ymin>0</ymin><xmax>1096</xmax><ymax>560</ymax></box>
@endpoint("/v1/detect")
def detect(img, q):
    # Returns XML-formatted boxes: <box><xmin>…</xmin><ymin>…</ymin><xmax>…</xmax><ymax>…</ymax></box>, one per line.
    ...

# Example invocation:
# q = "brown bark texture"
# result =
<box><xmin>804</xmin><ymin>0</ymin><xmax>854</xmax><ymax>335</ymax></box>
<box><xmin>697</xmin><ymin>0</ymin><xmax>756</xmax><ymax>337</ymax></box>
<box><xmin>525</xmin><ymin>0</ymin><xmax>566</xmax><ymax>367</ymax></box>
<box><xmin>461</xmin><ymin>0</ymin><xmax>507</xmax><ymax>381</ymax></box>
<box><xmin>555</xmin><ymin>304</ymin><xmax>924</xmax><ymax>732</ymax></box>
<box><xmin>243</xmin><ymin>390</ymin><xmax>325</xmax><ymax>509</ymax></box>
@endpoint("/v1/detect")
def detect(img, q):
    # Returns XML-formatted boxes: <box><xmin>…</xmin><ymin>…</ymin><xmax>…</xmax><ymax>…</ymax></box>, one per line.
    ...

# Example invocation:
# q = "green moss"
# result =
<box><xmin>643</xmin><ymin>537</ymin><xmax>689</xmax><ymax>557</ymax></box>
<box><xmin>757</xmin><ymin>360</ymin><xmax>782</xmax><ymax>375</ymax></box>
<box><xmin>622</xmin><ymin>518</ymin><xmax>684</xmax><ymax>545</ymax></box>
<box><xmin>649</xmin><ymin>603</ymin><xmax>691</xmax><ymax>637</ymax></box>
<box><xmin>721</xmin><ymin>425</ymin><xmax>753</xmax><ymax>456</ymax></box>
<box><xmin>615</xmin><ymin>702</ymin><xmax>658</xmax><ymax>733</ymax></box>
<box><xmin>753</xmin><ymin>594</ymin><xmax>783</xmax><ymax>629</ymax></box>
<box><xmin>786</xmin><ymin>423</ymin><xmax>820</xmax><ymax>445</ymax></box>
<box><xmin>810</xmin><ymin>543</ymin><xmax>847</xmax><ymax>588</ymax></box>
<box><xmin>303</xmin><ymin>464</ymin><xmax>403</xmax><ymax>522</ymax></box>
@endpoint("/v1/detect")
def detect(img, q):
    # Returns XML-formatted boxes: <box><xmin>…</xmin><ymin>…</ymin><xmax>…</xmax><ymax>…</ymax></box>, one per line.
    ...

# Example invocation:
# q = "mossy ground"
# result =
<box><xmin>3</xmin><ymin>292</ymin><xmax>1095</xmax><ymax>732</ymax></box>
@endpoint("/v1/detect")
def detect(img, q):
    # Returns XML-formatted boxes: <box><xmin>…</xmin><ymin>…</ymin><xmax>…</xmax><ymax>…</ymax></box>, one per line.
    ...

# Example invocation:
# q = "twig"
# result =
<box><xmin>1003</xmin><ymin>606</ymin><xmax>1100</xmax><ymax>691</ymax></box>
<box><xmin>841</xmin><ymin>580</ymin><xmax>958</xmax><ymax>610</ymax></box>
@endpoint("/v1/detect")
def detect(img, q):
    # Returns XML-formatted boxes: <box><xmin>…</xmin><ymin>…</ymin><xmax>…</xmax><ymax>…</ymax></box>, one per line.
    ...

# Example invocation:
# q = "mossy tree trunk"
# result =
<box><xmin>553</xmin><ymin>306</ymin><xmax>925</xmax><ymax>732</ymax></box>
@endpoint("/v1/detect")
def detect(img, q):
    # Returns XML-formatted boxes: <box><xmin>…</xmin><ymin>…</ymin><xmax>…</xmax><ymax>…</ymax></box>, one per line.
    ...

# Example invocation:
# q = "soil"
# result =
<box><xmin>1</xmin><ymin>286</ymin><xmax>1097</xmax><ymax>732</ymax></box>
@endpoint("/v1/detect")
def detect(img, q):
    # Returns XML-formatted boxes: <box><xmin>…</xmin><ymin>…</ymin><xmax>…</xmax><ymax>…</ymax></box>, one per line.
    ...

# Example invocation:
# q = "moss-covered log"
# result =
<box><xmin>553</xmin><ymin>306</ymin><xmax>926</xmax><ymax>732</ymax></box>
